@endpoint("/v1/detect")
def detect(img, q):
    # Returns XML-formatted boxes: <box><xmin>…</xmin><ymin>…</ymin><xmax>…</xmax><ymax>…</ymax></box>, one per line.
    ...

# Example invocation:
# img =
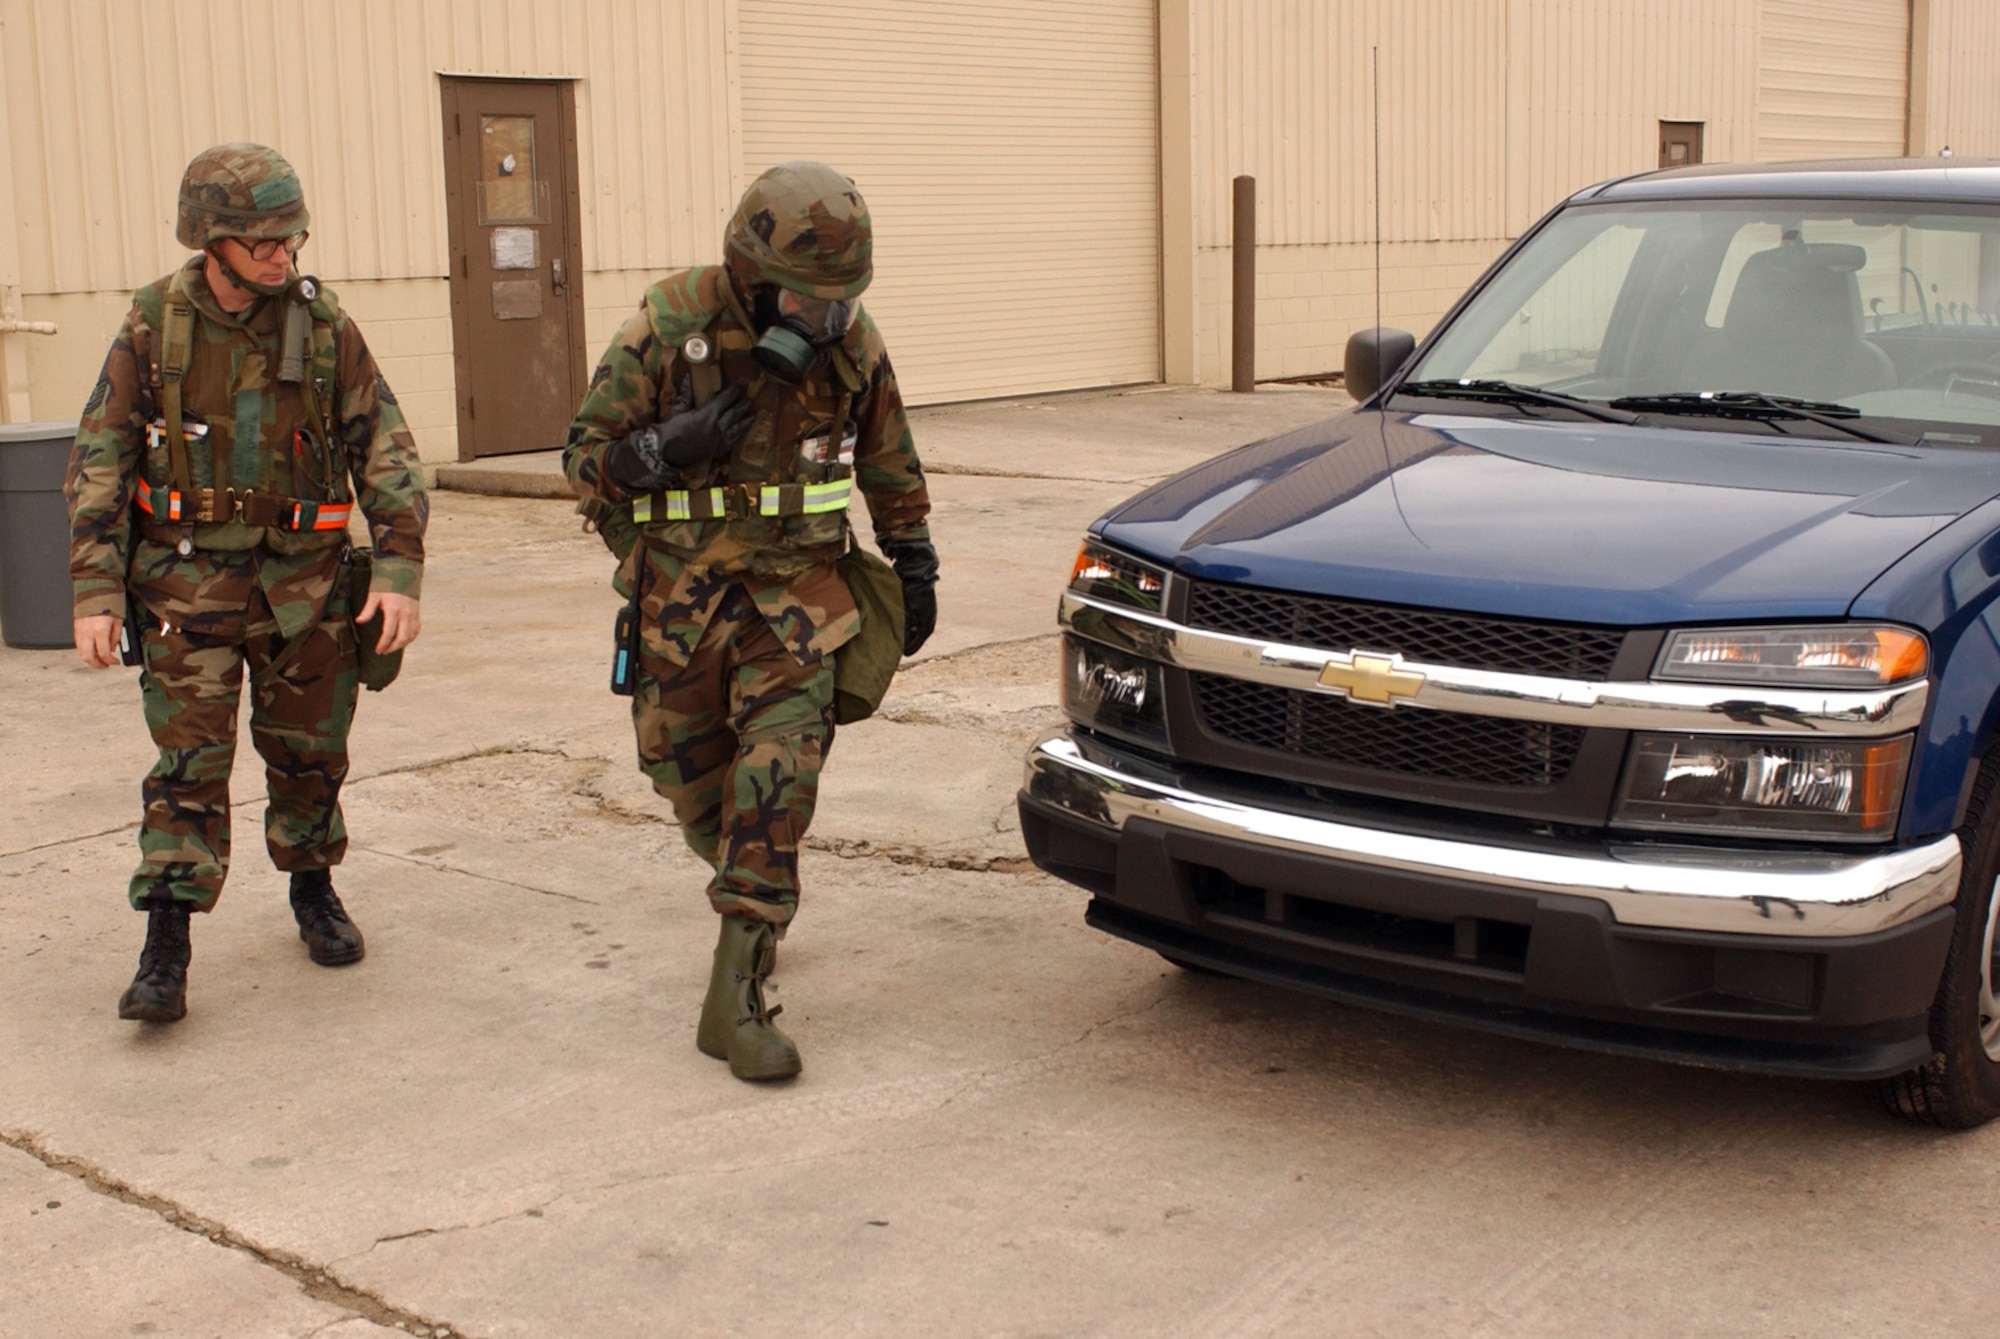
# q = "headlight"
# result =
<box><xmin>1062</xmin><ymin>634</ymin><xmax>1168</xmax><ymax>751</ymax></box>
<box><xmin>1655</xmin><ymin>624</ymin><xmax>1927</xmax><ymax>687</ymax></box>
<box><xmin>1069</xmin><ymin>539</ymin><xmax>1167</xmax><ymax>613</ymax></box>
<box><xmin>1613</xmin><ymin>732</ymin><xmax>1912</xmax><ymax>841</ymax></box>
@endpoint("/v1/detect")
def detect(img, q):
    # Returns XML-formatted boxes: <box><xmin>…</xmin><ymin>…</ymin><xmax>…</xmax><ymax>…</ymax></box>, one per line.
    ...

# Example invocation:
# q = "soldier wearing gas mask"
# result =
<box><xmin>564</xmin><ymin>161</ymin><xmax>937</xmax><ymax>1082</ymax></box>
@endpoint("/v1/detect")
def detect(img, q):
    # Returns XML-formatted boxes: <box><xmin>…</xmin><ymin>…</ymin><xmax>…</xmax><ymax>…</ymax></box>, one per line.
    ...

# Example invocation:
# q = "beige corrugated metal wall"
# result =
<box><xmin>1757</xmin><ymin>0</ymin><xmax>1910</xmax><ymax>162</ymax></box>
<box><xmin>1912</xmin><ymin>0</ymin><xmax>2000</xmax><ymax>157</ymax></box>
<box><xmin>1184</xmin><ymin>0</ymin><xmax>1760</xmax><ymax>383</ymax></box>
<box><xmin>0</xmin><ymin>0</ymin><xmax>736</xmax><ymax>451</ymax></box>
<box><xmin>1</xmin><ymin>0</ymin><xmax>733</xmax><ymax>293</ymax></box>
<box><xmin>1193</xmin><ymin>0</ymin><xmax>1759</xmax><ymax>248</ymax></box>
<box><xmin>736</xmin><ymin>0</ymin><xmax>1161</xmax><ymax>402</ymax></box>
<box><xmin>1510</xmin><ymin>0</ymin><xmax>1758</xmax><ymax>233</ymax></box>
<box><xmin>11</xmin><ymin>0</ymin><xmax>2000</xmax><ymax>426</ymax></box>
<box><xmin>1193</xmin><ymin>1</ymin><xmax>1508</xmax><ymax>249</ymax></box>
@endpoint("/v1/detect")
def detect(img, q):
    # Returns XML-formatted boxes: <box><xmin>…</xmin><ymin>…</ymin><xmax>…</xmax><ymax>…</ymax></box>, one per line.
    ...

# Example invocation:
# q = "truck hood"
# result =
<box><xmin>1098</xmin><ymin>411</ymin><xmax>2000</xmax><ymax>626</ymax></box>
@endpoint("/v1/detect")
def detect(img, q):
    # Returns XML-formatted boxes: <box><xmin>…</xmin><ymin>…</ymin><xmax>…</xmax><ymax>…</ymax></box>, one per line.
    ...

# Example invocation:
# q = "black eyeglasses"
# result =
<box><xmin>242</xmin><ymin>232</ymin><xmax>308</xmax><ymax>262</ymax></box>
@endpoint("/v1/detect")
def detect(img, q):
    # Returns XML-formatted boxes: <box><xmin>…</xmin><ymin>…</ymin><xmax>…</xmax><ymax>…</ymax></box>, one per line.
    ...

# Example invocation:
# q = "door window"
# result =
<box><xmin>477</xmin><ymin>115</ymin><xmax>547</xmax><ymax>224</ymax></box>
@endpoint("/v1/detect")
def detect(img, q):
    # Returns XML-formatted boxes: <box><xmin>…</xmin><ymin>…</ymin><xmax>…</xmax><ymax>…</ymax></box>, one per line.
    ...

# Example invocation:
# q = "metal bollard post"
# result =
<box><xmin>1232</xmin><ymin>175</ymin><xmax>1255</xmax><ymax>393</ymax></box>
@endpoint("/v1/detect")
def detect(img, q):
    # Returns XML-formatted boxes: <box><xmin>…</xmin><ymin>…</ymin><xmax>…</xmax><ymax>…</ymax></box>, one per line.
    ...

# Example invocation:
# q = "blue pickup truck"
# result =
<box><xmin>1019</xmin><ymin>159</ymin><xmax>2000</xmax><ymax>1126</ymax></box>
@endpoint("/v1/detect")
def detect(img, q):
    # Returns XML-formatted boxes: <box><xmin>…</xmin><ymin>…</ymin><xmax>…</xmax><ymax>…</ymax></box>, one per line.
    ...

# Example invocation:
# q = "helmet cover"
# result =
<box><xmin>726</xmin><ymin>161</ymin><xmax>872</xmax><ymax>301</ymax></box>
<box><xmin>175</xmin><ymin>143</ymin><xmax>311</xmax><ymax>251</ymax></box>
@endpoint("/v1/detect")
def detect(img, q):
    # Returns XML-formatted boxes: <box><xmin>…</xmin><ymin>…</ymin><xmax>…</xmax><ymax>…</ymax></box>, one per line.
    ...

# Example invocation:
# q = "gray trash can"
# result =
<box><xmin>0</xmin><ymin>421</ymin><xmax>79</xmax><ymax>649</ymax></box>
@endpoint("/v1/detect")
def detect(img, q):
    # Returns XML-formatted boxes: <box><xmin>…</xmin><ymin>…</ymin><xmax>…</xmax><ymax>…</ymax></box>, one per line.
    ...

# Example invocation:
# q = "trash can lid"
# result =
<box><xmin>0</xmin><ymin>421</ymin><xmax>78</xmax><ymax>492</ymax></box>
<box><xmin>0</xmin><ymin>420</ymin><xmax>79</xmax><ymax>443</ymax></box>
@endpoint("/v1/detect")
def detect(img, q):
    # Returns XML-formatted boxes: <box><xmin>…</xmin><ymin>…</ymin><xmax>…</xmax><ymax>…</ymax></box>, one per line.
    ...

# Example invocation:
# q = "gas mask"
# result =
<box><xmin>752</xmin><ymin>286</ymin><xmax>855</xmax><ymax>385</ymax></box>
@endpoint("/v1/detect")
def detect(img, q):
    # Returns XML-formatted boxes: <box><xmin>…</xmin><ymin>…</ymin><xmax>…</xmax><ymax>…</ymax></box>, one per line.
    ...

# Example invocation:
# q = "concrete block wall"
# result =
<box><xmin>335</xmin><ymin>278</ymin><xmax>456</xmax><ymax>463</ymax></box>
<box><xmin>582</xmin><ymin>269</ymin><xmax>658</xmax><ymax>365</ymax></box>
<box><xmin>1194</xmin><ymin>239</ymin><xmax>1508</xmax><ymax>385</ymax></box>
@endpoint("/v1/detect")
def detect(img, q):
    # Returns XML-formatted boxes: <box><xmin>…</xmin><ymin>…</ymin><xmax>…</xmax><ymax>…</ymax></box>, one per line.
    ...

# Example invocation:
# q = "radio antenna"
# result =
<box><xmin>1371</xmin><ymin>42</ymin><xmax>1426</xmax><ymax>548</ymax></box>
<box><xmin>1373</xmin><ymin>43</ymin><xmax>1382</xmax><ymax>350</ymax></box>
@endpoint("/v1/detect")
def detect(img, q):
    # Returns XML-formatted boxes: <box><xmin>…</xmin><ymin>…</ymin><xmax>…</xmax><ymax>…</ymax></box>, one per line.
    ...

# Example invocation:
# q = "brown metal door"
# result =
<box><xmin>441</xmin><ymin>78</ymin><xmax>586</xmax><ymax>459</ymax></box>
<box><xmin>1659</xmin><ymin>121</ymin><xmax>1704</xmax><ymax>170</ymax></box>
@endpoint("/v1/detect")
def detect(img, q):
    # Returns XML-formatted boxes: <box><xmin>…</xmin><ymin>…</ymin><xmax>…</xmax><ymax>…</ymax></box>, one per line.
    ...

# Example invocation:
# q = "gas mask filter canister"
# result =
<box><xmin>752</xmin><ymin>289</ymin><xmax>854</xmax><ymax>385</ymax></box>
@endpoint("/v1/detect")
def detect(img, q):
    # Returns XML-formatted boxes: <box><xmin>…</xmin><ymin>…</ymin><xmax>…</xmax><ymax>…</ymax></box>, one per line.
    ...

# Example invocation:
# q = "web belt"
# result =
<box><xmin>135</xmin><ymin>478</ymin><xmax>353</xmax><ymax>532</ymax></box>
<box><xmin>631</xmin><ymin>479</ymin><xmax>851</xmax><ymax>524</ymax></box>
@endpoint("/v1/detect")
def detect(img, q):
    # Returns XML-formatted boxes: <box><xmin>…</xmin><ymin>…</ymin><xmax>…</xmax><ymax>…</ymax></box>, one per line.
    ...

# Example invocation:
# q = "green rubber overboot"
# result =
<box><xmin>117</xmin><ymin>899</ymin><xmax>191</xmax><ymax>1023</ymax></box>
<box><xmin>695</xmin><ymin>915</ymin><xmax>801</xmax><ymax>1081</ymax></box>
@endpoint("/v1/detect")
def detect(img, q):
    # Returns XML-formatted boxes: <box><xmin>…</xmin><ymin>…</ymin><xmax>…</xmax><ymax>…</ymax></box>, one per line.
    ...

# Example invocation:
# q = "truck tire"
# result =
<box><xmin>1881</xmin><ymin>758</ymin><xmax>2000</xmax><ymax>1128</ymax></box>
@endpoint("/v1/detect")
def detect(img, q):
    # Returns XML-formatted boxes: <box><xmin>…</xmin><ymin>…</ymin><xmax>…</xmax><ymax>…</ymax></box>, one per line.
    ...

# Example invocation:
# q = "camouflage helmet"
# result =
<box><xmin>725</xmin><ymin>161</ymin><xmax>872</xmax><ymax>300</ymax></box>
<box><xmin>175</xmin><ymin>143</ymin><xmax>311</xmax><ymax>251</ymax></box>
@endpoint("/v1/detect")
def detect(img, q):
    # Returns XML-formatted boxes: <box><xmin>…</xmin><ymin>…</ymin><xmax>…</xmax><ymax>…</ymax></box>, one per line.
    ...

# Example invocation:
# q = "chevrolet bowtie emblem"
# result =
<box><xmin>1316</xmin><ymin>652</ymin><xmax>1424</xmax><ymax>706</ymax></box>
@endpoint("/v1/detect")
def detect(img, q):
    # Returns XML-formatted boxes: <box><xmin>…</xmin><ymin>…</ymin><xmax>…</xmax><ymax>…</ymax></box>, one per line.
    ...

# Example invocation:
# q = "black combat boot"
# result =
<box><xmin>696</xmin><ymin>915</ymin><xmax>802</xmax><ymax>1081</ymax></box>
<box><xmin>117</xmin><ymin>897</ymin><xmax>191</xmax><ymax>1022</ymax></box>
<box><xmin>288</xmin><ymin>869</ymin><xmax>365</xmax><ymax>966</ymax></box>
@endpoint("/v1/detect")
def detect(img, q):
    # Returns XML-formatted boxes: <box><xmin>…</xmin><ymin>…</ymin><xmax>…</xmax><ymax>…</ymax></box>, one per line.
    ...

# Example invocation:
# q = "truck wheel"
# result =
<box><xmin>1881</xmin><ymin>760</ymin><xmax>2000</xmax><ymax>1128</ymax></box>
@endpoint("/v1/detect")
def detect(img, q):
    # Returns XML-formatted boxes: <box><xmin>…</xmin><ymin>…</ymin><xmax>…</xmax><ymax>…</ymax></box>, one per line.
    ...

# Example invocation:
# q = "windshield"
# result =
<box><xmin>1405</xmin><ymin>197</ymin><xmax>2000</xmax><ymax>436</ymax></box>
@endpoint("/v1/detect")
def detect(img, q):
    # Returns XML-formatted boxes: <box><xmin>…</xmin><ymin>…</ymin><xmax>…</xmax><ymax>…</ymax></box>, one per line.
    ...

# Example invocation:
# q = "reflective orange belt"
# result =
<box><xmin>135</xmin><ymin>478</ymin><xmax>352</xmax><ymax>532</ymax></box>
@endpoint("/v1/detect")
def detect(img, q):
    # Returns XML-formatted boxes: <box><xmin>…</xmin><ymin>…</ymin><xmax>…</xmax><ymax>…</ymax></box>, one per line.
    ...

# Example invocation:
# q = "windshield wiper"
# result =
<box><xmin>1395</xmin><ymin>379</ymin><xmax>1638</xmax><ymax>424</ymax></box>
<box><xmin>1607</xmin><ymin>391</ymin><xmax>1902</xmax><ymax>444</ymax></box>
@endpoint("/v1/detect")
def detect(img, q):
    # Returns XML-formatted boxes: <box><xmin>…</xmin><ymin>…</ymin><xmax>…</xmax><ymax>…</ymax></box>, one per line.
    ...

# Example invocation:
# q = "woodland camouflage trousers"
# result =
<box><xmin>633</xmin><ymin>579</ymin><xmax>834</xmax><ymax>925</ymax></box>
<box><xmin>129</xmin><ymin>550</ymin><xmax>359</xmax><ymax>911</ymax></box>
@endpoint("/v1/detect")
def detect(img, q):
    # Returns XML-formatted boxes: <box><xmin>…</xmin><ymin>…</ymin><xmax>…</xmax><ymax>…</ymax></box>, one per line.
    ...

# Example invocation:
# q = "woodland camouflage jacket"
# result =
<box><xmin>564</xmin><ymin>265</ymin><xmax>931</xmax><ymax>666</ymax></box>
<box><xmin>66</xmin><ymin>257</ymin><xmax>427</xmax><ymax>636</ymax></box>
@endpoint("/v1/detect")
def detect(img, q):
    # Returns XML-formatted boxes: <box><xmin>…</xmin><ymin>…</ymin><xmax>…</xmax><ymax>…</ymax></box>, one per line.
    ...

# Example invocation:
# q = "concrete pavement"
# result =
<box><xmin>8</xmin><ymin>383</ymin><xmax>2000</xmax><ymax>1338</ymax></box>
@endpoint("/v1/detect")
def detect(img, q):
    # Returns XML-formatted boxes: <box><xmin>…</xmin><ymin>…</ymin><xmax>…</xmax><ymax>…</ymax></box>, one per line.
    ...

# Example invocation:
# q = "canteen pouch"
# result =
<box><xmin>831</xmin><ymin>541</ymin><xmax>906</xmax><ymax>725</ymax></box>
<box><xmin>347</xmin><ymin>548</ymin><xmax>405</xmax><ymax>692</ymax></box>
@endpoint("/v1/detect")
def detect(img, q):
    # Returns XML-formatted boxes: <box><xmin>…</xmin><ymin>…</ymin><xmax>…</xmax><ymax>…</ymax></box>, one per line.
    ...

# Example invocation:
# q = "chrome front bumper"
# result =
<box><xmin>1023</xmin><ymin>731</ymin><xmax>1961</xmax><ymax>939</ymax></box>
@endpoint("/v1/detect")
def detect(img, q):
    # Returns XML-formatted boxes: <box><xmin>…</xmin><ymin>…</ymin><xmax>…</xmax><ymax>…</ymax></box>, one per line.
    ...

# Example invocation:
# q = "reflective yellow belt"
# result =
<box><xmin>631</xmin><ymin>479</ymin><xmax>851</xmax><ymax>524</ymax></box>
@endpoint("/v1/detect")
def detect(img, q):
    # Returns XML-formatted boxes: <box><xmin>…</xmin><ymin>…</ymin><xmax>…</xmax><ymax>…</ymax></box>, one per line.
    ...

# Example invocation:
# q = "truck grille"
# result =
<box><xmin>1192</xmin><ymin>674</ymin><xmax>1584</xmax><ymax>787</ymax></box>
<box><xmin>1185</xmin><ymin>582</ymin><xmax>1624</xmax><ymax>680</ymax></box>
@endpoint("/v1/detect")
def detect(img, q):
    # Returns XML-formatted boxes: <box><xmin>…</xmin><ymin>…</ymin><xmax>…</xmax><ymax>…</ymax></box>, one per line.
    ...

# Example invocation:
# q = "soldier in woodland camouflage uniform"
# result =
<box><xmin>565</xmin><ymin>162</ymin><xmax>938</xmax><ymax>1081</ymax></box>
<box><xmin>66</xmin><ymin>143</ymin><xmax>427</xmax><ymax>1023</ymax></box>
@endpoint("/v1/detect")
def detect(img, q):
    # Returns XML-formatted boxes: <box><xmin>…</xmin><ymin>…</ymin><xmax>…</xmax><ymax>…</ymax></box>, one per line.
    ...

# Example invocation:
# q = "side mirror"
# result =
<box><xmin>1343</xmin><ymin>327</ymin><xmax>1416</xmax><ymax>403</ymax></box>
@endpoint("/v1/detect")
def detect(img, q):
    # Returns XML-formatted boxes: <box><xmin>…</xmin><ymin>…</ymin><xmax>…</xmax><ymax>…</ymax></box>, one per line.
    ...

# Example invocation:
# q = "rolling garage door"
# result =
<box><xmin>1758</xmin><ymin>0</ymin><xmax>1910</xmax><ymax>161</ymax></box>
<box><xmin>737</xmin><ymin>0</ymin><xmax>1160</xmax><ymax>404</ymax></box>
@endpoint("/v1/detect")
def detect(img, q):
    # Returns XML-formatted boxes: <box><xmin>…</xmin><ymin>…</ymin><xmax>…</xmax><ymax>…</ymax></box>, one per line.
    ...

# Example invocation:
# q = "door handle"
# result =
<box><xmin>551</xmin><ymin>257</ymin><xmax>567</xmax><ymax>294</ymax></box>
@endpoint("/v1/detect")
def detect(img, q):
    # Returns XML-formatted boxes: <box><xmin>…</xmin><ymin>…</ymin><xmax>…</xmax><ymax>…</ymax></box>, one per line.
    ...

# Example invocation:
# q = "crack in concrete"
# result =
<box><xmin>346</xmin><ymin>741</ymin><xmax>571</xmax><ymax>787</ymax></box>
<box><xmin>354</xmin><ymin>1197</ymin><xmax>561</xmax><ymax>1259</ymax></box>
<box><xmin>873</xmin><ymin>703</ymin><xmax>1060</xmax><ymax>732</ymax></box>
<box><xmin>570</xmin><ymin>764</ymin><xmax>1039</xmax><ymax>876</ymax></box>
<box><xmin>0</xmin><ymin>1126</ymin><xmax>467</xmax><ymax>1338</ymax></box>
<box><xmin>352</xmin><ymin>743</ymin><xmax>568</xmax><ymax>787</ymax></box>
<box><xmin>347</xmin><ymin>845</ymin><xmax>602</xmax><ymax>906</ymax></box>
<box><xmin>805</xmin><ymin>835</ymin><xmax>1037</xmax><ymax>875</ymax></box>
<box><xmin>0</xmin><ymin>820</ymin><xmax>142</xmax><ymax>862</ymax></box>
<box><xmin>900</xmin><ymin>630</ymin><xmax>1058</xmax><ymax>670</ymax></box>
<box><xmin>0</xmin><ymin>745</ymin><xmax>571</xmax><ymax>866</ymax></box>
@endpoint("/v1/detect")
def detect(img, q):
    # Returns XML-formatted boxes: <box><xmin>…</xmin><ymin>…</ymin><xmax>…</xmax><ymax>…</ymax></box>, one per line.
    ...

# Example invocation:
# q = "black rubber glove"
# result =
<box><xmin>883</xmin><ymin>538</ymin><xmax>939</xmax><ymax>657</ymax></box>
<box><xmin>605</xmin><ymin>381</ymin><xmax>756</xmax><ymax>492</ymax></box>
